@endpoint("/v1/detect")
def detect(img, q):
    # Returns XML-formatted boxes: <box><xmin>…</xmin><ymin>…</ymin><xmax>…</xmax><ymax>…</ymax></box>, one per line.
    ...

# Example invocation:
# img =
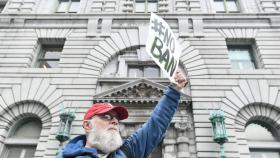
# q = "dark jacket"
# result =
<box><xmin>56</xmin><ymin>86</ymin><xmax>181</xmax><ymax>158</ymax></box>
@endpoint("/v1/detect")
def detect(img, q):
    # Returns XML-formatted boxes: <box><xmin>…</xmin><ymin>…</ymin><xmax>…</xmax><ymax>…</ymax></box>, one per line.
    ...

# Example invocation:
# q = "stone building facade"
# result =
<box><xmin>0</xmin><ymin>0</ymin><xmax>279</xmax><ymax>158</ymax></box>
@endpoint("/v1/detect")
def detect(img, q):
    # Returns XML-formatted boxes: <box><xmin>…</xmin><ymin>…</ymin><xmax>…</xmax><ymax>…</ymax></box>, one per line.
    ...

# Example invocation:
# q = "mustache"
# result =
<box><xmin>106</xmin><ymin>125</ymin><xmax>119</xmax><ymax>131</ymax></box>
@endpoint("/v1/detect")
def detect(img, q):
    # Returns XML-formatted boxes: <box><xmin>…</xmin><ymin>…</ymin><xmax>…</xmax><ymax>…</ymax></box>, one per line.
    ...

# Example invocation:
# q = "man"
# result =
<box><xmin>56</xmin><ymin>70</ymin><xmax>188</xmax><ymax>158</ymax></box>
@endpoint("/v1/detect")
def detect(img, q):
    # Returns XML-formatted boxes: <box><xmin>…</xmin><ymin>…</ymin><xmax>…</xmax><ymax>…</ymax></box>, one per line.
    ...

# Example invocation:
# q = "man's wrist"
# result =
<box><xmin>169</xmin><ymin>83</ymin><xmax>181</xmax><ymax>92</ymax></box>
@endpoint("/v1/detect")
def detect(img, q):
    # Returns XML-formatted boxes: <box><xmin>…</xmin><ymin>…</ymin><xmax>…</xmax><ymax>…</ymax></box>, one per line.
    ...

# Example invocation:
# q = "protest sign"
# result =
<box><xmin>146</xmin><ymin>13</ymin><xmax>181</xmax><ymax>82</ymax></box>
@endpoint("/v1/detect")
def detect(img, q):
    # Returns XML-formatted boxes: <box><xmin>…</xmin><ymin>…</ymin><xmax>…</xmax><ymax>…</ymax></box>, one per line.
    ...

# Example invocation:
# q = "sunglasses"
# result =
<box><xmin>96</xmin><ymin>113</ymin><xmax>120</xmax><ymax>121</ymax></box>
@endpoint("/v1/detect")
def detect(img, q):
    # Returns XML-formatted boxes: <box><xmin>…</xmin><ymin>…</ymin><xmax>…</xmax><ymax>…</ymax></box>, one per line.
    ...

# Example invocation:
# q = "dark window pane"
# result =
<box><xmin>214</xmin><ymin>0</ymin><xmax>225</xmax><ymax>12</ymax></box>
<box><xmin>128</xmin><ymin>65</ymin><xmax>160</xmax><ymax>77</ymax></box>
<box><xmin>6</xmin><ymin>146</ymin><xmax>37</xmax><ymax>158</ymax></box>
<box><xmin>6</xmin><ymin>147</ymin><xmax>22</xmax><ymax>158</ymax></box>
<box><xmin>250</xmin><ymin>151</ymin><xmax>280</xmax><ymax>158</ymax></box>
<box><xmin>228</xmin><ymin>45</ymin><xmax>256</xmax><ymax>69</ymax></box>
<box><xmin>24</xmin><ymin>147</ymin><xmax>36</xmax><ymax>158</ymax></box>
<box><xmin>214</xmin><ymin>0</ymin><xmax>239</xmax><ymax>13</ymax></box>
<box><xmin>12</xmin><ymin>120</ymin><xmax>42</xmax><ymax>139</ymax></box>
<box><xmin>147</xmin><ymin>2</ymin><xmax>157</xmax><ymax>12</ymax></box>
<box><xmin>229</xmin><ymin>48</ymin><xmax>251</xmax><ymax>60</ymax></box>
<box><xmin>128</xmin><ymin>66</ymin><xmax>143</xmax><ymax>77</ymax></box>
<box><xmin>43</xmin><ymin>49</ymin><xmax>62</xmax><ymax>59</ymax></box>
<box><xmin>135</xmin><ymin>2</ymin><xmax>145</xmax><ymax>12</ymax></box>
<box><xmin>69</xmin><ymin>1</ymin><xmax>80</xmax><ymax>13</ymax></box>
<box><xmin>144</xmin><ymin>66</ymin><xmax>160</xmax><ymax>77</ymax></box>
<box><xmin>0</xmin><ymin>4</ymin><xmax>5</xmax><ymax>13</ymax></box>
<box><xmin>245</xmin><ymin>123</ymin><xmax>276</xmax><ymax>141</ymax></box>
<box><xmin>41</xmin><ymin>60</ymin><xmax>60</xmax><ymax>68</ymax></box>
<box><xmin>135</xmin><ymin>0</ymin><xmax>158</xmax><ymax>13</ymax></box>
<box><xmin>230</xmin><ymin>61</ymin><xmax>255</xmax><ymax>69</ymax></box>
<box><xmin>57</xmin><ymin>1</ymin><xmax>68</xmax><ymax>12</ymax></box>
<box><xmin>227</xmin><ymin>0</ymin><xmax>239</xmax><ymax>12</ymax></box>
<box><xmin>38</xmin><ymin>43</ymin><xmax>64</xmax><ymax>68</ymax></box>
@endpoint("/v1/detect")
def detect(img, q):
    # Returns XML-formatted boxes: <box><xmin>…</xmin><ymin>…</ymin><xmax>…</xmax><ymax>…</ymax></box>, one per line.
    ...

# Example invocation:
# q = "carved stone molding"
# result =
<box><xmin>174</xmin><ymin>119</ymin><xmax>191</xmax><ymax>131</ymax></box>
<box><xmin>94</xmin><ymin>78</ymin><xmax>191</xmax><ymax>103</ymax></box>
<box><xmin>110</xmin><ymin>83</ymin><xmax>164</xmax><ymax>98</ymax></box>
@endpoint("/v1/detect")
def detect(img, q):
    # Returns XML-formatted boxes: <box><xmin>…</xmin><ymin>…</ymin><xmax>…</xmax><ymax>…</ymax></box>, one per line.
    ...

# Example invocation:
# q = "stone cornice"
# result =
<box><xmin>93</xmin><ymin>78</ymin><xmax>191</xmax><ymax>103</ymax></box>
<box><xmin>0</xmin><ymin>13</ymin><xmax>279</xmax><ymax>29</ymax></box>
<box><xmin>98</xmin><ymin>77</ymin><xmax>170</xmax><ymax>83</ymax></box>
<box><xmin>0</xmin><ymin>13</ymin><xmax>280</xmax><ymax>18</ymax></box>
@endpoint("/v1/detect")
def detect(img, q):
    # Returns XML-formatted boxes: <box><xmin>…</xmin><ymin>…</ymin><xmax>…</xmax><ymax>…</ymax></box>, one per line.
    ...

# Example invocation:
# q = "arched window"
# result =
<box><xmin>245</xmin><ymin>123</ymin><xmax>280</xmax><ymax>158</ymax></box>
<box><xmin>2</xmin><ymin>118</ymin><xmax>42</xmax><ymax>158</ymax></box>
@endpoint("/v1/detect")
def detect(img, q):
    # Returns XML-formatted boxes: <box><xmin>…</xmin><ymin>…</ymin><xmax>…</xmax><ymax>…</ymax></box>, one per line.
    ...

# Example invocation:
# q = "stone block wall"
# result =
<box><xmin>0</xmin><ymin>0</ymin><xmax>280</xmax><ymax>158</ymax></box>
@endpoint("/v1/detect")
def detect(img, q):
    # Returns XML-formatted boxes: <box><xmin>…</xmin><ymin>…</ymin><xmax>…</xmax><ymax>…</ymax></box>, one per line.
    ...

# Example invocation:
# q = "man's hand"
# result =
<box><xmin>171</xmin><ymin>69</ymin><xmax>188</xmax><ymax>91</ymax></box>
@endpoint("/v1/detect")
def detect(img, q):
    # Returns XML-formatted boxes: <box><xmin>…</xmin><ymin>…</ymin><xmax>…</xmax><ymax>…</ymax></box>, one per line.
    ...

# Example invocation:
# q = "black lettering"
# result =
<box><xmin>151</xmin><ymin>36</ymin><xmax>163</xmax><ymax>58</ymax></box>
<box><xmin>163</xmin><ymin>29</ymin><xmax>171</xmax><ymax>46</ymax></box>
<box><xmin>163</xmin><ymin>29</ymin><xmax>175</xmax><ymax>54</ymax></box>
<box><xmin>169</xmin><ymin>38</ymin><xmax>175</xmax><ymax>54</ymax></box>
<box><xmin>150</xmin><ymin>36</ymin><xmax>178</xmax><ymax>77</ymax></box>
<box><xmin>159</xmin><ymin>49</ymin><xmax>170</xmax><ymax>70</ymax></box>
<box><xmin>168</xmin><ymin>56</ymin><xmax>177</xmax><ymax>77</ymax></box>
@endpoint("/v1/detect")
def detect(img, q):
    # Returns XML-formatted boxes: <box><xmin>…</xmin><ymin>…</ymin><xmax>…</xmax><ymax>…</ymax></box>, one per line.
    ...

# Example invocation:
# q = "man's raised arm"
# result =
<box><xmin>121</xmin><ymin>69</ymin><xmax>188</xmax><ymax>158</ymax></box>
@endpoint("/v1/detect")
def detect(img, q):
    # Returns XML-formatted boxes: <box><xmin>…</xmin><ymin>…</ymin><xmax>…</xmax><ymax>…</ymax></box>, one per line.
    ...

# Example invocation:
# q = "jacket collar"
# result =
<box><xmin>62</xmin><ymin>135</ymin><xmax>99</xmax><ymax>158</ymax></box>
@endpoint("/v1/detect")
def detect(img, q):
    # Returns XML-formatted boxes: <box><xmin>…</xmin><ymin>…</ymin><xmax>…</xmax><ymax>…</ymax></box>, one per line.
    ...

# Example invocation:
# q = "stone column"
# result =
<box><xmin>163</xmin><ymin>127</ymin><xmax>176</xmax><ymax>158</ymax></box>
<box><xmin>174</xmin><ymin>120</ymin><xmax>191</xmax><ymax>158</ymax></box>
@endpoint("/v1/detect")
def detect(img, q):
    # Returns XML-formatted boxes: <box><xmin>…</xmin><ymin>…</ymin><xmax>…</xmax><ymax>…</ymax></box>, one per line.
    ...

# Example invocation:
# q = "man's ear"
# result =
<box><xmin>83</xmin><ymin>121</ymin><xmax>91</xmax><ymax>131</ymax></box>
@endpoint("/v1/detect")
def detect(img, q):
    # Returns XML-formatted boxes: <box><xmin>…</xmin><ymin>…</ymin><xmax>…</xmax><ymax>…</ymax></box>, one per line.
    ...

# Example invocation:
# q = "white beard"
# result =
<box><xmin>87</xmin><ymin>123</ymin><xmax>123</xmax><ymax>153</ymax></box>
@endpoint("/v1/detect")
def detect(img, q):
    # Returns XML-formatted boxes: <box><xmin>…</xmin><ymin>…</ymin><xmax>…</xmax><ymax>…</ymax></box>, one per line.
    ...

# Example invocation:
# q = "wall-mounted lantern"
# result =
<box><xmin>209</xmin><ymin>110</ymin><xmax>228</xmax><ymax>158</ymax></box>
<box><xmin>56</xmin><ymin>109</ymin><xmax>75</xmax><ymax>153</ymax></box>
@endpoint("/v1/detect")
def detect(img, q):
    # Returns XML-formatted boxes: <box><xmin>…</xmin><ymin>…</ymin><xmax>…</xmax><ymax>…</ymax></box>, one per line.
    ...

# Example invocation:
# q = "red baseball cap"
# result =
<box><xmin>83</xmin><ymin>103</ymin><xmax>128</xmax><ymax>121</ymax></box>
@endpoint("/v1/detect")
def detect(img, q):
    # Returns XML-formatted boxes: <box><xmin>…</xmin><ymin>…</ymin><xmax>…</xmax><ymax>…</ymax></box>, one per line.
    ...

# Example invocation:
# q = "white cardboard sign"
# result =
<box><xmin>146</xmin><ymin>13</ymin><xmax>181</xmax><ymax>81</ymax></box>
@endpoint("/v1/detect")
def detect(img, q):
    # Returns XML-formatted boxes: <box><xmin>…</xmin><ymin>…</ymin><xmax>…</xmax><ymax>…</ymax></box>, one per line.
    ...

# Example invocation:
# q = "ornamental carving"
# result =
<box><xmin>174</xmin><ymin>118</ymin><xmax>191</xmax><ymax>131</ymax></box>
<box><xmin>93</xmin><ymin>79</ymin><xmax>167</xmax><ymax>103</ymax></box>
<box><xmin>93</xmin><ymin>78</ymin><xmax>191</xmax><ymax>103</ymax></box>
<box><xmin>109</xmin><ymin>83</ymin><xmax>163</xmax><ymax>98</ymax></box>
